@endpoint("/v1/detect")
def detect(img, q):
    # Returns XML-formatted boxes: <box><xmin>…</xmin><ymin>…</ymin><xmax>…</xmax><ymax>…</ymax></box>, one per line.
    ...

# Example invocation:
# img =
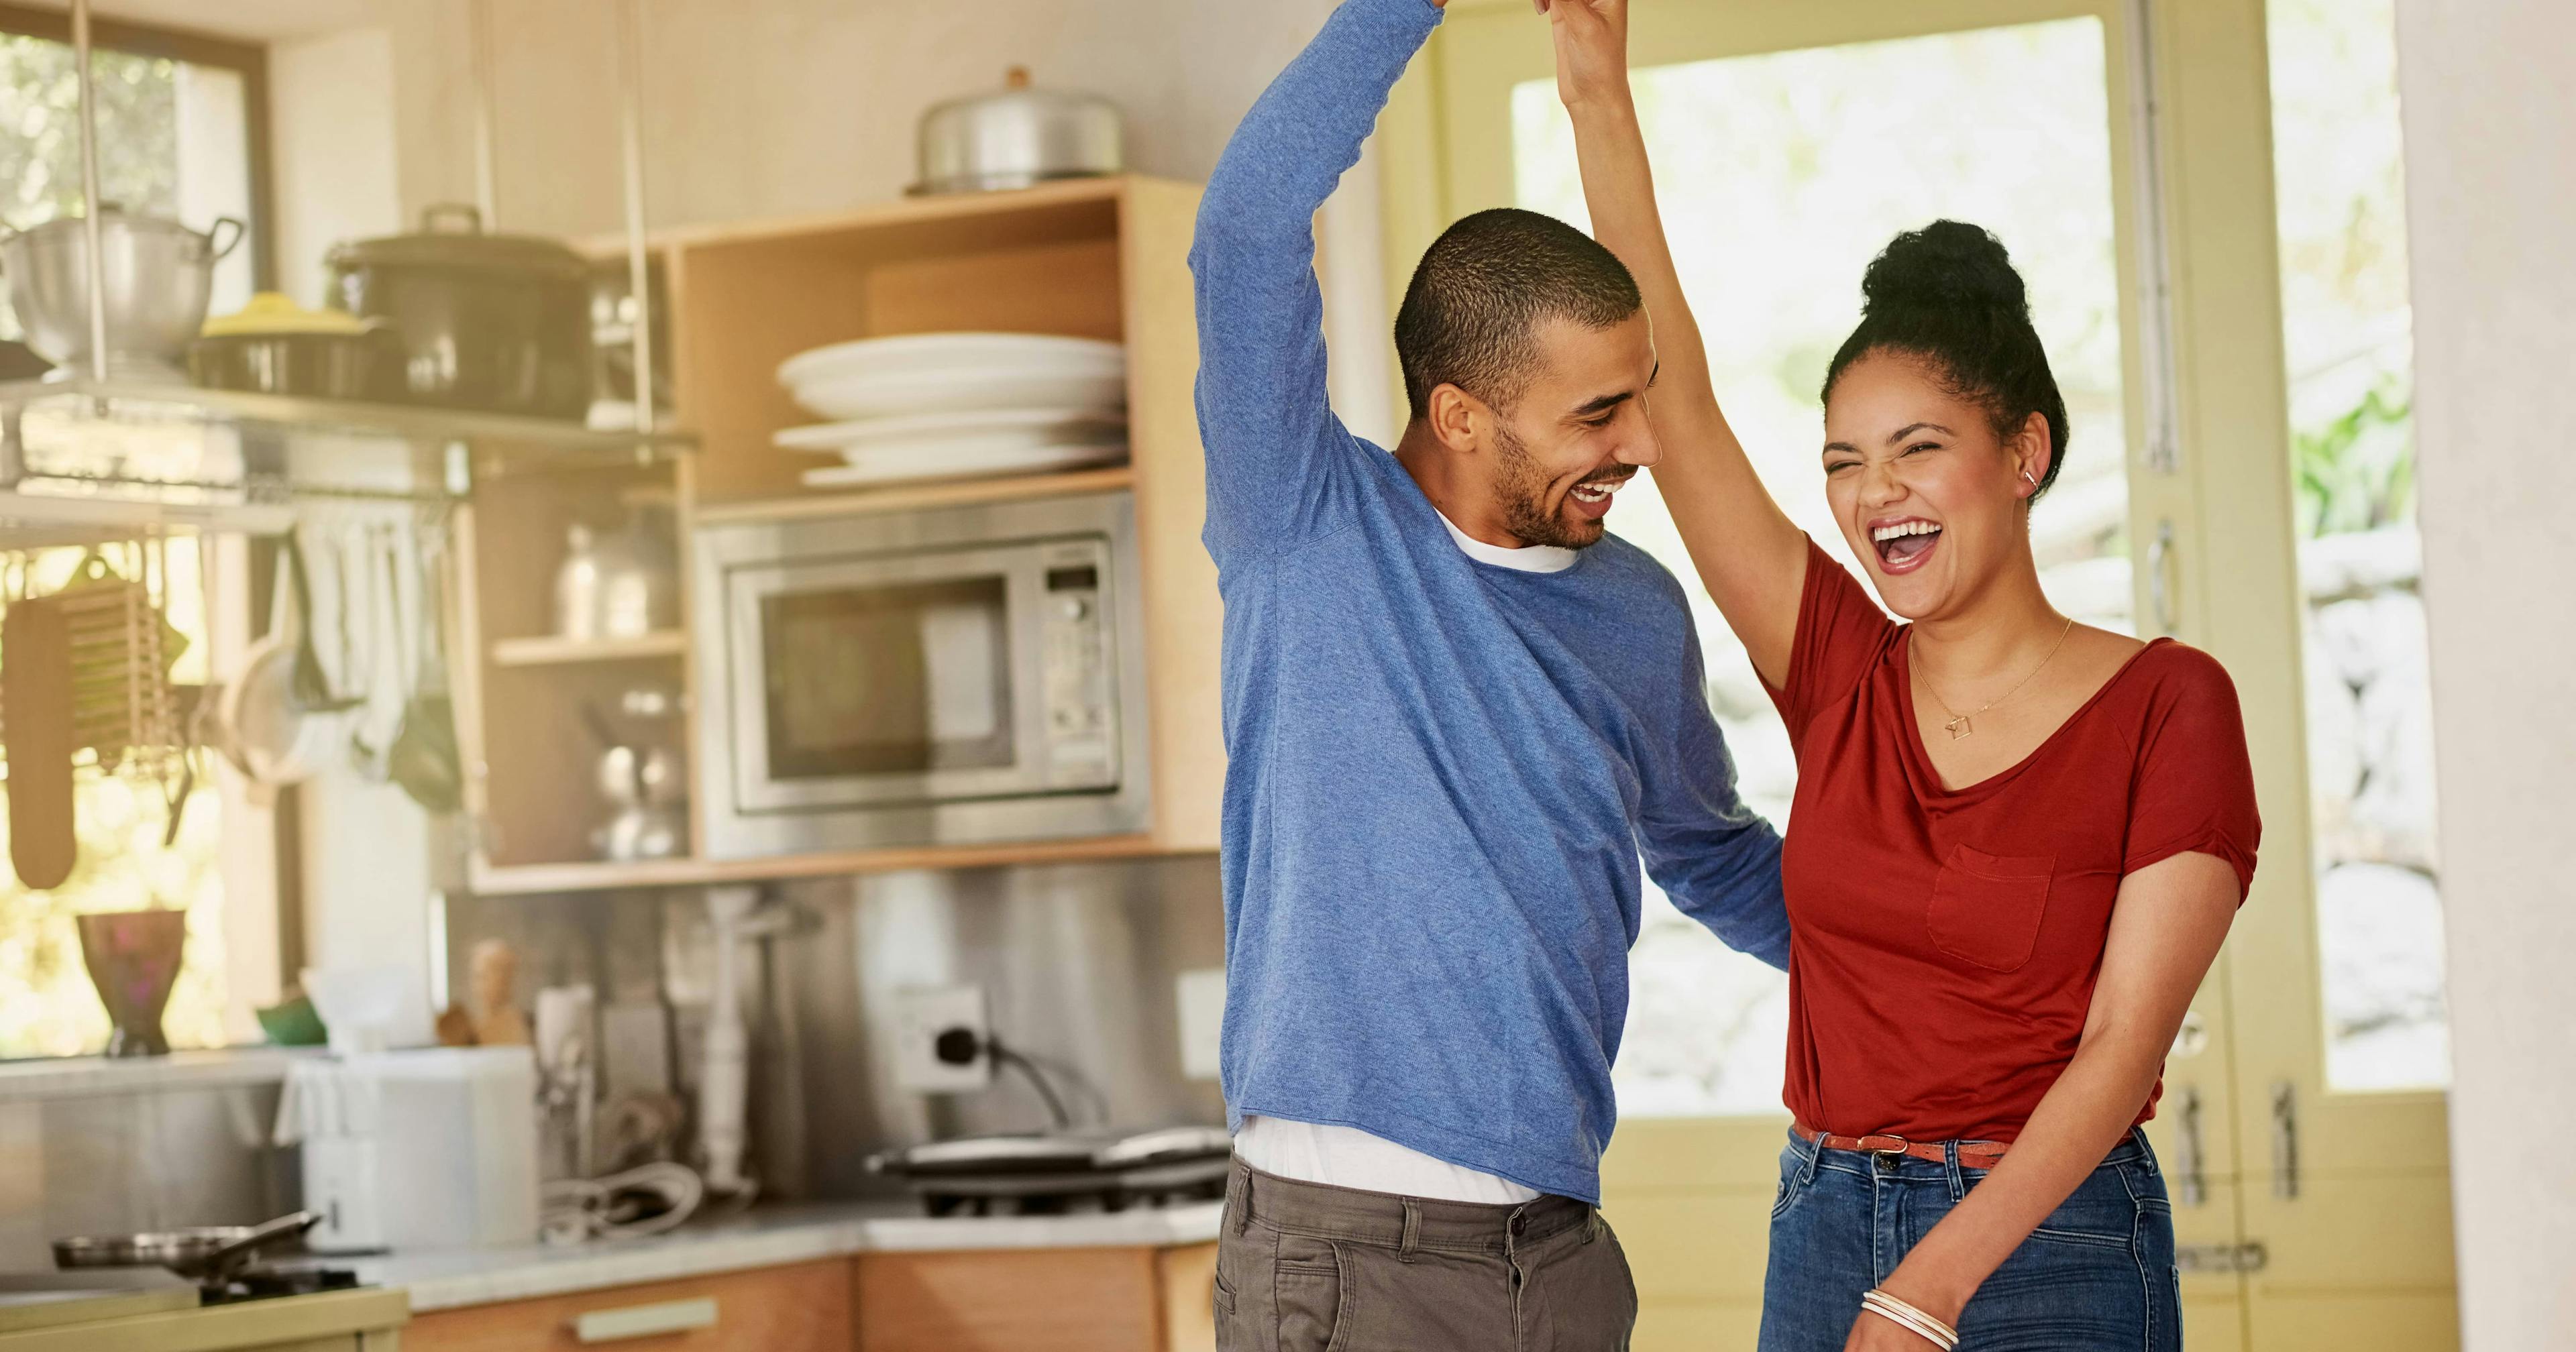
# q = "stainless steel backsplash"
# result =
<box><xmin>444</xmin><ymin>854</ymin><xmax>1228</xmax><ymax>1200</ymax></box>
<box><xmin>0</xmin><ymin>1085</ymin><xmax>298</xmax><ymax>1271</ymax></box>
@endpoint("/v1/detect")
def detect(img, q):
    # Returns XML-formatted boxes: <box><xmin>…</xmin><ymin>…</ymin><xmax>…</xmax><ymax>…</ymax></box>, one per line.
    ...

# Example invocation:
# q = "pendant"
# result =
<box><xmin>1945</xmin><ymin>715</ymin><xmax>1973</xmax><ymax>740</ymax></box>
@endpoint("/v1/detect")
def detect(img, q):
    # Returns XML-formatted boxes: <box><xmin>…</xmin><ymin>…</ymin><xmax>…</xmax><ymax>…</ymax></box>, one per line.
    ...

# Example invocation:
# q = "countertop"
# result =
<box><xmin>356</xmin><ymin>1199</ymin><xmax>1226</xmax><ymax>1311</ymax></box>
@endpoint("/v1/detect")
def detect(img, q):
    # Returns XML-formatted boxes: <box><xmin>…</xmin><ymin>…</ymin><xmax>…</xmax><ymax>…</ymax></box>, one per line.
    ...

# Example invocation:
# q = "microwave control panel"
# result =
<box><xmin>1039</xmin><ymin>543</ymin><xmax>1119</xmax><ymax>787</ymax></box>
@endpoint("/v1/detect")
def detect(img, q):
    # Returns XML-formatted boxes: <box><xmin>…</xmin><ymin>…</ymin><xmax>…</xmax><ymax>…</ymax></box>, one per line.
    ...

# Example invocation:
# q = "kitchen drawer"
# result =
<box><xmin>402</xmin><ymin>1259</ymin><xmax>851</xmax><ymax>1352</ymax></box>
<box><xmin>857</xmin><ymin>1247</ymin><xmax>1167</xmax><ymax>1352</ymax></box>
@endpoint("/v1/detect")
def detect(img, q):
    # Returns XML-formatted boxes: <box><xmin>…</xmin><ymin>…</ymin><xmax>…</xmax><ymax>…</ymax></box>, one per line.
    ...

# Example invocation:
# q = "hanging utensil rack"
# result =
<box><xmin>0</xmin><ymin>0</ymin><xmax>689</xmax><ymax>553</ymax></box>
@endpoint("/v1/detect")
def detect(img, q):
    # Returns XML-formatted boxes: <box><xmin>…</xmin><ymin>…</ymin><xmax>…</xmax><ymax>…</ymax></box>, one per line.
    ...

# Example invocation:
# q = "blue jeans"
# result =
<box><xmin>1758</xmin><ymin>1127</ymin><xmax>2180</xmax><ymax>1352</ymax></box>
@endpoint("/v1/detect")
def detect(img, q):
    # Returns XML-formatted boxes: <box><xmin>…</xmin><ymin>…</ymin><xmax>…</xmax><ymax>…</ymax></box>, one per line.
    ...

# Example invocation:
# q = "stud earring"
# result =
<box><xmin>2020</xmin><ymin>469</ymin><xmax>2039</xmax><ymax>490</ymax></box>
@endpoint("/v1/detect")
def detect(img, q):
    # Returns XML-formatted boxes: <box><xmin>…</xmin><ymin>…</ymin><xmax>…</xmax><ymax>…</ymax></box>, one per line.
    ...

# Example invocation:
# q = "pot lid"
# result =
<box><xmin>325</xmin><ymin>205</ymin><xmax>590</xmax><ymax>280</ymax></box>
<box><xmin>921</xmin><ymin>66</ymin><xmax>1117</xmax><ymax>121</ymax></box>
<box><xmin>202</xmin><ymin>292</ymin><xmax>376</xmax><ymax>338</ymax></box>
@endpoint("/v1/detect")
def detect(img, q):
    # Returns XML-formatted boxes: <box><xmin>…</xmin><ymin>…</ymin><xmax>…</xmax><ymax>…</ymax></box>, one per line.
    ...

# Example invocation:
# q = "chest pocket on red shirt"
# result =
<box><xmin>1926</xmin><ymin>844</ymin><xmax>2057</xmax><ymax>972</ymax></box>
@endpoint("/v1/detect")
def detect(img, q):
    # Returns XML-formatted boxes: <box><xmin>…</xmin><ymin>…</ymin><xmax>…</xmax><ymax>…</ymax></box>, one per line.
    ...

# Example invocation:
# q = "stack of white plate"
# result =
<box><xmin>775</xmin><ymin>333</ymin><xmax>1129</xmax><ymax>489</ymax></box>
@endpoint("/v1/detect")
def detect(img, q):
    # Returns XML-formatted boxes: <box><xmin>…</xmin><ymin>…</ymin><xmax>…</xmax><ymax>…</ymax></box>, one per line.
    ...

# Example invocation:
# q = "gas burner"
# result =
<box><xmin>869</xmin><ymin>1125</ymin><xmax>1234</xmax><ymax>1218</ymax></box>
<box><xmin>202</xmin><ymin>1267</ymin><xmax>362</xmax><ymax>1304</ymax></box>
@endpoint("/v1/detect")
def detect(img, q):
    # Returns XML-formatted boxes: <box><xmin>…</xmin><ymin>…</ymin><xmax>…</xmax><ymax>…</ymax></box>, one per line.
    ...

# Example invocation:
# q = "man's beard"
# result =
<box><xmin>1493</xmin><ymin>420</ymin><xmax>1615</xmax><ymax>551</ymax></box>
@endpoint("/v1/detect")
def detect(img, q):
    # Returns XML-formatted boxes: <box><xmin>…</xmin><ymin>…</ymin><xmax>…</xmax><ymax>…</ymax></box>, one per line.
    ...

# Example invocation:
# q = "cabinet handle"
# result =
<box><xmin>2148</xmin><ymin>520</ymin><xmax>2179</xmax><ymax>636</ymax></box>
<box><xmin>572</xmin><ymin>1296</ymin><xmax>718</xmax><ymax>1343</ymax></box>
<box><xmin>2271</xmin><ymin>1080</ymin><xmax>2300</xmax><ymax>1200</ymax></box>
<box><xmin>2172</xmin><ymin>1084</ymin><xmax>2206</xmax><ymax>1208</ymax></box>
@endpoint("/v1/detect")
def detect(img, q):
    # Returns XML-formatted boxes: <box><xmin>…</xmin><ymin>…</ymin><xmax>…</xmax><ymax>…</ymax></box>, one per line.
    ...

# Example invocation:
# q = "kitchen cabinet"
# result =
<box><xmin>447</xmin><ymin>176</ymin><xmax>1224</xmax><ymax>896</ymax></box>
<box><xmin>398</xmin><ymin>1243</ymin><xmax>1218</xmax><ymax>1352</ymax></box>
<box><xmin>401</xmin><ymin>1258</ymin><xmax>849</xmax><ymax>1352</ymax></box>
<box><xmin>857</xmin><ymin>1243</ymin><xmax>1216</xmax><ymax>1352</ymax></box>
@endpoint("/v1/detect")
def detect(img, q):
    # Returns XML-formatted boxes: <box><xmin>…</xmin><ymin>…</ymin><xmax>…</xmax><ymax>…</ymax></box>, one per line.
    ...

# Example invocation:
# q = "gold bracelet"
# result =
<box><xmin>1860</xmin><ymin>1290</ymin><xmax>1960</xmax><ymax>1350</ymax></box>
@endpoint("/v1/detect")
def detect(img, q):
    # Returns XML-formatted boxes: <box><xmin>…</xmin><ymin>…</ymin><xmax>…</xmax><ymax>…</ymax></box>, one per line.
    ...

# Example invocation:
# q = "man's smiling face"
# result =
<box><xmin>1477</xmin><ymin>313</ymin><xmax>1662</xmax><ymax>550</ymax></box>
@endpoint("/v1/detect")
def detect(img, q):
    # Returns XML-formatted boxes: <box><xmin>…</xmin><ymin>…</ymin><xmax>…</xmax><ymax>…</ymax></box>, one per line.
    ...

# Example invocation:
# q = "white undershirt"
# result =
<box><xmin>1437</xmin><ymin>510</ymin><xmax>1578</xmax><ymax>573</ymax></box>
<box><xmin>1230</xmin><ymin>510</ymin><xmax>1562</xmax><ymax>1207</ymax></box>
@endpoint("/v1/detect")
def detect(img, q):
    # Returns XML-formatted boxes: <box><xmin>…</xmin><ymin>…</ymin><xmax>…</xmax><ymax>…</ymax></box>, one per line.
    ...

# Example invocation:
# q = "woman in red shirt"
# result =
<box><xmin>1546</xmin><ymin>4</ymin><xmax>2259</xmax><ymax>1350</ymax></box>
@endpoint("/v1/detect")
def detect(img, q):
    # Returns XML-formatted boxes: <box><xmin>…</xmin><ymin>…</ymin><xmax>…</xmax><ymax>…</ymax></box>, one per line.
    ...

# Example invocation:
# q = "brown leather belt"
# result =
<box><xmin>1794</xmin><ymin>1122</ymin><xmax>2010</xmax><ymax>1169</ymax></box>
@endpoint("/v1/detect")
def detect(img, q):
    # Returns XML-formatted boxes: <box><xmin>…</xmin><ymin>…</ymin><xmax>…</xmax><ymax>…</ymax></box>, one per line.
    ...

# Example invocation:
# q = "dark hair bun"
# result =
<box><xmin>1860</xmin><ymin>219</ymin><xmax>2029</xmax><ymax>318</ymax></box>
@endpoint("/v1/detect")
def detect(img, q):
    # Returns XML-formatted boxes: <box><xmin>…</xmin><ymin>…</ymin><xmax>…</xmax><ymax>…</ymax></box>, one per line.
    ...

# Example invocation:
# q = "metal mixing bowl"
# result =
<box><xmin>0</xmin><ymin>209</ymin><xmax>244</xmax><ymax>378</ymax></box>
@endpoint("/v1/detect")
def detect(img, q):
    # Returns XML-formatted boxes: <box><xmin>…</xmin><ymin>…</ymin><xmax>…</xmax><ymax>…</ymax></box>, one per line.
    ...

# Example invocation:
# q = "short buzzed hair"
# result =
<box><xmin>1394</xmin><ymin>208</ymin><xmax>1644</xmax><ymax>419</ymax></box>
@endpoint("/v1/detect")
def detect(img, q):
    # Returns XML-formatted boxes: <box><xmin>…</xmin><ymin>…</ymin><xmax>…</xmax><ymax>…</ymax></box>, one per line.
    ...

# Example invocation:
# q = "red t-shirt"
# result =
<box><xmin>1765</xmin><ymin>539</ymin><xmax>2260</xmax><ymax>1143</ymax></box>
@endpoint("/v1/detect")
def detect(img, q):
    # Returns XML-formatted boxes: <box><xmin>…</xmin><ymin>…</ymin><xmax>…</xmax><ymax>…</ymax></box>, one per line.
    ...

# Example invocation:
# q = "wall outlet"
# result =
<box><xmin>1176</xmin><ymin>967</ymin><xmax>1225</xmax><ymax>1082</ymax></box>
<box><xmin>892</xmin><ymin>984</ymin><xmax>992</xmax><ymax>1093</ymax></box>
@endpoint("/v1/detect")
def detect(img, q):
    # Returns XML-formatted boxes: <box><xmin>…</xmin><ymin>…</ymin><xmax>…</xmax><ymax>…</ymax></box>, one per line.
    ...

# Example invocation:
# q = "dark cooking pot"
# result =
<box><xmin>326</xmin><ymin>205</ymin><xmax>592</xmax><ymax>420</ymax></box>
<box><xmin>189</xmin><ymin>292</ymin><xmax>401</xmax><ymax>400</ymax></box>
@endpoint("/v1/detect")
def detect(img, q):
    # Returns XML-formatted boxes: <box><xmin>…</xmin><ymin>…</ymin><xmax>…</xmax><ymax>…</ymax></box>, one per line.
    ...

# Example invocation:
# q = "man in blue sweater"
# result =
<box><xmin>1194</xmin><ymin>0</ymin><xmax>1788</xmax><ymax>1345</ymax></box>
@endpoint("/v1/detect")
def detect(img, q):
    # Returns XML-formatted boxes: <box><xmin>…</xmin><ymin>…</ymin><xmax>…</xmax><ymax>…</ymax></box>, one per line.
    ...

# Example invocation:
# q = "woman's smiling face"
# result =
<box><xmin>1821</xmin><ymin>349</ymin><xmax>2053</xmax><ymax>621</ymax></box>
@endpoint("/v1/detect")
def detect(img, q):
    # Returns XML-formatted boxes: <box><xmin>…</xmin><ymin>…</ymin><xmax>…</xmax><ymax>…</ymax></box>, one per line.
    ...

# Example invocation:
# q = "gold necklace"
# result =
<box><xmin>1914</xmin><ymin>615</ymin><xmax>2078</xmax><ymax>740</ymax></box>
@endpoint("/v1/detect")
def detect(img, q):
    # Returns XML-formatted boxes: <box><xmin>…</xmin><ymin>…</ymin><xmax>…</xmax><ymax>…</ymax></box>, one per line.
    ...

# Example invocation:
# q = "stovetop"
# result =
<box><xmin>200</xmin><ymin>1266</ymin><xmax>363</xmax><ymax>1305</ymax></box>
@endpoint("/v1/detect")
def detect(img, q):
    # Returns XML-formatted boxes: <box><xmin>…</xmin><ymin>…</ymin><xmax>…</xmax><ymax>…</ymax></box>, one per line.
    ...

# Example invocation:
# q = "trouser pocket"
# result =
<box><xmin>1273</xmin><ymin>1234</ymin><xmax>1347</xmax><ymax>1352</ymax></box>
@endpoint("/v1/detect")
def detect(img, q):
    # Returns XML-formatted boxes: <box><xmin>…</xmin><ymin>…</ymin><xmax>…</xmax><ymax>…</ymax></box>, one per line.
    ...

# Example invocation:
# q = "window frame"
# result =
<box><xmin>0</xmin><ymin>1</ymin><xmax>278</xmax><ymax>292</ymax></box>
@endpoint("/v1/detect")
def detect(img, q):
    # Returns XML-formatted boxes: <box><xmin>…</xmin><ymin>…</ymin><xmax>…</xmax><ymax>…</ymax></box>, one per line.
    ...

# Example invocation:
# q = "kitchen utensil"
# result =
<box><xmin>798</xmin><ymin>440</ymin><xmax>1127</xmax><ymax>491</ymax></box>
<box><xmin>0</xmin><ymin>208</ymin><xmax>244</xmax><ymax>380</ymax></box>
<box><xmin>773</xmin><ymin>406</ymin><xmax>1128</xmax><ymax>461</ymax></box>
<box><xmin>912</xmin><ymin>67</ymin><xmax>1124</xmax><ymax>196</ymax></box>
<box><xmin>388</xmin><ymin>522</ymin><xmax>462</xmax><ymax>814</ymax></box>
<box><xmin>74</xmin><ymin>909</ymin><xmax>187</xmax><ymax>1057</ymax></box>
<box><xmin>326</xmin><ymin>205</ymin><xmax>593</xmax><ymax>419</ymax></box>
<box><xmin>582</xmin><ymin>701</ymin><xmax>686</xmax><ymax>861</ymax></box>
<box><xmin>188</xmin><ymin>291</ymin><xmax>400</xmax><ymax>400</ymax></box>
<box><xmin>4</xmin><ymin>594</ymin><xmax>78</xmax><ymax>889</ymax></box>
<box><xmin>222</xmin><ymin>539</ymin><xmax>358</xmax><ymax>789</ymax></box>
<box><xmin>553</xmin><ymin>522</ymin><xmax>604</xmax><ymax>641</ymax></box>
<box><xmin>52</xmin><ymin>1210</ymin><xmax>319</xmax><ymax>1281</ymax></box>
<box><xmin>595</xmin><ymin>508</ymin><xmax>678</xmax><ymax>640</ymax></box>
<box><xmin>52</xmin><ymin>551</ymin><xmax>186</xmax><ymax>773</ymax></box>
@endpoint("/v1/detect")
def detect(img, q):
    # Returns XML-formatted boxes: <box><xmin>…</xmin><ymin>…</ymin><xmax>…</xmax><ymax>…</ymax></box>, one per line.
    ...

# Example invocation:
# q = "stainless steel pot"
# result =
<box><xmin>912</xmin><ymin>68</ymin><xmax>1123</xmax><ymax>196</ymax></box>
<box><xmin>0</xmin><ymin>209</ymin><xmax>244</xmax><ymax>380</ymax></box>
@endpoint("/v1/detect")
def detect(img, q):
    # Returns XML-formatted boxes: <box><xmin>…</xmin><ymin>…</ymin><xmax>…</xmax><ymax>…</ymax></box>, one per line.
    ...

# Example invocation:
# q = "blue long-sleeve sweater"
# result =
<box><xmin>1193</xmin><ymin>0</ymin><xmax>1787</xmax><ymax>1205</ymax></box>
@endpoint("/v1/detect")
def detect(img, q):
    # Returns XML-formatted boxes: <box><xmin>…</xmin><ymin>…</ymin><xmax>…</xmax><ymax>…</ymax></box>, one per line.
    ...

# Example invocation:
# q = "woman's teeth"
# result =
<box><xmin>1872</xmin><ymin>519</ymin><xmax>1941</xmax><ymax>565</ymax></box>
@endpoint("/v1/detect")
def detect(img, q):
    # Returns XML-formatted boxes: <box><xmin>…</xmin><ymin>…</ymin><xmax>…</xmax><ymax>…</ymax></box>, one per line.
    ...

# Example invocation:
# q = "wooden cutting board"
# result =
<box><xmin>5</xmin><ymin>597</ymin><xmax>79</xmax><ymax>889</ymax></box>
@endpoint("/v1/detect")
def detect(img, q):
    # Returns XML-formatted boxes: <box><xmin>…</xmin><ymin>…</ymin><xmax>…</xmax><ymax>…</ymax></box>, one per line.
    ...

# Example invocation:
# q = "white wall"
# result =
<box><xmin>379</xmin><ymin>0</ymin><xmax>1343</xmax><ymax>237</ymax></box>
<box><xmin>2392</xmin><ymin>1</ymin><xmax>2576</xmax><ymax>1347</ymax></box>
<box><xmin>268</xmin><ymin>25</ymin><xmax>402</xmax><ymax>308</ymax></box>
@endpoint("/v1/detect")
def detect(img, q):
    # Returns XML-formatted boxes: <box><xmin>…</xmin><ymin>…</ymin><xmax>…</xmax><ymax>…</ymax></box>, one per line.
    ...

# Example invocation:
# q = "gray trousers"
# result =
<box><xmin>1214</xmin><ymin>1160</ymin><xmax>1638</xmax><ymax>1352</ymax></box>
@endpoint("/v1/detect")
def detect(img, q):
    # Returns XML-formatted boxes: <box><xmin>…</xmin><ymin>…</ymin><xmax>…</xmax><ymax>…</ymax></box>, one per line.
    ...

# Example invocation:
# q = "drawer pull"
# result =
<box><xmin>572</xmin><ymin>1296</ymin><xmax>718</xmax><ymax>1343</ymax></box>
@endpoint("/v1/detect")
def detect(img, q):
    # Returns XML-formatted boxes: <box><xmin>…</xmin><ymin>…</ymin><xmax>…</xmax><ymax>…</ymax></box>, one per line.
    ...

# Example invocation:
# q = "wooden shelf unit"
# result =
<box><xmin>451</xmin><ymin>176</ymin><xmax>1224</xmax><ymax>894</ymax></box>
<box><xmin>489</xmin><ymin>630</ymin><xmax>686</xmax><ymax>667</ymax></box>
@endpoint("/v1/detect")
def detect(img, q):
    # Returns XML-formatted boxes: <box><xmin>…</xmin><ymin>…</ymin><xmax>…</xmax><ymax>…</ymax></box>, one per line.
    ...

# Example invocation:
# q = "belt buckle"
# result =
<box><xmin>1858</xmin><ymin>1133</ymin><xmax>1913</xmax><ymax>1159</ymax></box>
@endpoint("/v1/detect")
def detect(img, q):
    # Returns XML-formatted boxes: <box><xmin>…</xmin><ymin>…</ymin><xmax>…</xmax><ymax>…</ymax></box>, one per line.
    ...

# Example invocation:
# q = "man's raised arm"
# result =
<box><xmin>1190</xmin><ymin>0</ymin><xmax>1443</xmax><ymax>566</ymax></box>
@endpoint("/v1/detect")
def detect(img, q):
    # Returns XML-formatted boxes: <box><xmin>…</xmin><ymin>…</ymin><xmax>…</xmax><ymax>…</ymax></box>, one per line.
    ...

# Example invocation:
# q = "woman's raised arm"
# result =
<box><xmin>1546</xmin><ymin>0</ymin><xmax>1807</xmax><ymax>685</ymax></box>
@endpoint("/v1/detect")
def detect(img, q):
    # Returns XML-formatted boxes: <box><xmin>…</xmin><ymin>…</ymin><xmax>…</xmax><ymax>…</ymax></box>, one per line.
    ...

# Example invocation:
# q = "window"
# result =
<box><xmin>0</xmin><ymin>5</ymin><xmax>271</xmax><ymax>347</ymax></box>
<box><xmin>1511</xmin><ymin>17</ymin><xmax>2128</xmax><ymax>1116</ymax></box>
<box><xmin>0</xmin><ymin>7</ymin><xmax>270</xmax><ymax>1059</ymax></box>
<box><xmin>2265</xmin><ymin>0</ymin><xmax>2447</xmax><ymax>1092</ymax></box>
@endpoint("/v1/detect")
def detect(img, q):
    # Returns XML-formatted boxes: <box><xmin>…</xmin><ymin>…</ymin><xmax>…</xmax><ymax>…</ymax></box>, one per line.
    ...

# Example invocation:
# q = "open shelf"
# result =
<box><xmin>690</xmin><ymin>465</ymin><xmax>1135</xmax><ymax>526</ymax></box>
<box><xmin>0</xmin><ymin>379</ymin><xmax>696</xmax><ymax>475</ymax></box>
<box><xmin>466</xmin><ymin>834</ymin><xmax>1175</xmax><ymax>898</ymax></box>
<box><xmin>490</xmin><ymin>630</ymin><xmax>686</xmax><ymax>667</ymax></box>
<box><xmin>0</xmin><ymin>486</ymin><xmax>294</xmax><ymax>549</ymax></box>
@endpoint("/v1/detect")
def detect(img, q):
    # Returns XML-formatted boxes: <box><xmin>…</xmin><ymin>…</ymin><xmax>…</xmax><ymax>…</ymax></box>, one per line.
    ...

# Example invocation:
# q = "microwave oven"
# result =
<box><xmin>691</xmin><ymin>490</ymin><xmax>1152</xmax><ymax>858</ymax></box>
